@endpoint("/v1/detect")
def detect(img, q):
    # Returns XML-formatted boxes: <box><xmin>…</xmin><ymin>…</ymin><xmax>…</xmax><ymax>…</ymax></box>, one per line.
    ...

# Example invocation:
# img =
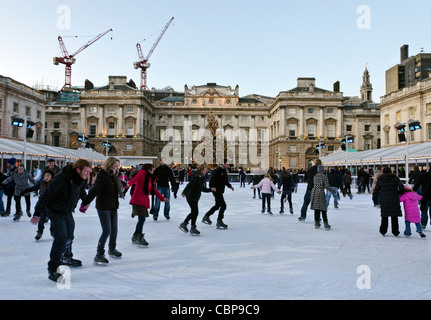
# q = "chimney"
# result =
<box><xmin>401</xmin><ymin>44</ymin><xmax>409</xmax><ymax>63</ymax></box>
<box><xmin>333</xmin><ymin>81</ymin><xmax>340</xmax><ymax>93</ymax></box>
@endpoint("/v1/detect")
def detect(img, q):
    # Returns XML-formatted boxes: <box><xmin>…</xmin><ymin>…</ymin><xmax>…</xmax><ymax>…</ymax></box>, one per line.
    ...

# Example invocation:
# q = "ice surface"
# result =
<box><xmin>1</xmin><ymin>182</ymin><xmax>430</xmax><ymax>300</ymax></box>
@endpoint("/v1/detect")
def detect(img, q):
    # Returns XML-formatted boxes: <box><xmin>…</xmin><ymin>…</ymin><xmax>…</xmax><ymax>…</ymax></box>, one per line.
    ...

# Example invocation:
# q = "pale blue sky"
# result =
<box><xmin>1</xmin><ymin>0</ymin><xmax>430</xmax><ymax>100</ymax></box>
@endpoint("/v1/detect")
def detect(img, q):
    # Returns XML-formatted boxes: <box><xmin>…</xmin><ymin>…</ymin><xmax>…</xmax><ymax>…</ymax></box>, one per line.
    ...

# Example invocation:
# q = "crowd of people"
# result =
<box><xmin>1</xmin><ymin>155</ymin><xmax>430</xmax><ymax>283</ymax></box>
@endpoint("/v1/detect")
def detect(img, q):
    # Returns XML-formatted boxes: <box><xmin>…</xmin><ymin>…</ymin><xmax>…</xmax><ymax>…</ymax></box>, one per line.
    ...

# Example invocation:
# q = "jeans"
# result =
<box><xmin>420</xmin><ymin>201</ymin><xmax>431</xmax><ymax>226</ymax></box>
<box><xmin>261</xmin><ymin>193</ymin><xmax>271</xmax><ymax>211</ymax></box>
<box><xmin>404</xmin><ymin>220</ymin><xmax>422</xmax><ymax>235</ymax></box>
<box><xmin>153</xmin><ymin>186</ymin><xmax>170</xmax><ymax>218</ymax></box>
<box><xmin>97</xmin><ymin>210</ymin><xmax>118</xmax><ymax>253</ymax></box>
<box><xmin>135</xmin><ymin>215</ymin><xmax>146</xmax><ymax>234</ymax></box>
<box><xmin>280</xmin><ymin>192</ymin><xmax>292</xmax><ymax>210</ymax></box>
<box><xmin>184</xmin><ymin>198</ymin><xmax>199</xmax><ymax>226</ymax></box>
<box><xmin>205</xmin><ymin>192</ymin><xmax>227</xmax><ymax>221</ymax></box>
<box><xmin>326</xmin><ymin>187</ymin><xmax>339</xmax><ymax>205</ymax></box>
<box><xmin>37</xmin><ymin>207</ymin><xmax>50</xmax><ymax>232</ymax></box>
<box><xmin>0</xmin><ymin>189</ymin><xmax>4</xmax><ymax>212</ymax></box>
<box><xmin>48</xmin><ymin>210</ymin><xmax>75</xmax><ymax>272</ymax></box>
<box><xmin>300</xmin><ymin>189</ymin><xmax>312</xmax><ymax>218</ymax></box>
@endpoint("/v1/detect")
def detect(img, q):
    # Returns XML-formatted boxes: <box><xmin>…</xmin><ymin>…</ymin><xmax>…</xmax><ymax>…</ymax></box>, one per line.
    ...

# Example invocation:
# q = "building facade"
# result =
<box><xmin>0</xmin><ymin>75</ymin><xmax>45</xmax><ymax>144</ymax></box>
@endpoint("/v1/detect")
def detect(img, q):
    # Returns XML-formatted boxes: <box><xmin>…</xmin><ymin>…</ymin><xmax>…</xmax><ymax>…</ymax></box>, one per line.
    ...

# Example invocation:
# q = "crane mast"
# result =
<box><xmin>53</xmin><ymin>28</ymin><xmax>113</xmax><ymax>91</ymax></box>
<box><xmin>134</xmin><ymin>17</ymin><xmax>174</xmax><ymax>90</ymax></box>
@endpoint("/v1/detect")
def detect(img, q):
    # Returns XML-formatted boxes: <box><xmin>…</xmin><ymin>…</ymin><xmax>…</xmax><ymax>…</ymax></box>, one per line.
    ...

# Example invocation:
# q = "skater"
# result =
<box><xmin>299</xmin><ymin>159</ymin><xmax>321</xmax><ymax>221</ymax></box>
<box><xmin>127</xmin><ymin>163</ymin><xmax>168</xmax><ymax>246</ymax></box>
<box><xmin>342</xmin><ymin>169</ymin><xmax>353</xmax><ymax>200</ymax></box>
<box><xmin>372</xmin><ymin>166</ymin><xmax>405</xmax><ymax>236</ymax></box>
<box><xmin>2</xmin><ymin>164</ymin><xmax>37</xmax><ymax>220</ymax></box>
<box><xmin>310</xmin><ymin>165</ymin><xmax>336</xmax><ymax>229</ymax></box>
<box><xmin>152</xmin><ymin>158</ymin><xmax>176</xmax><ymax>221</ymax></box>
<box><xmin>251</xmin><ymin>173</ymin><xmax>281</xmax><ymax>214</ymax></box>
<box><xmin>44</xmin><ymin>157</ymin><xmax>61</xmax><ymax>176</ymax></box>
<box><xmin>326</xmin><ymin>168</ymin><xmax>342</xmax><ymax>209</ymax></box>
<box><xmin>279</xmin><ymin>171</ymin><xmax>294</xmax><ymax>214</ymax></box>
<box><xmin>371</xmin><ymin>166</ymin><xmax>383</xmax><ymax>206</ymax></box>
<box><xmin>179</xmin><ymin>163</ymin><xmax>211</xmax><ymax>235</ymax></box>
<box><xmin>239</xmin><ymin>168</ymin><xmax>246</xmax><ymax>187</ymax></box>
<box><xmin>248</xmin><ymin>171</ymin><xmax>263</xmax><ymax>199</ymax></box>
<box><xmin>399</xmin><ymin>184</ymin><xmax>425</xmax><ymax>238</ymax></box>
<box><xmin>31</xmin><ymin>159</ymin><xmax>91</xmax><ymax>282</ymax></box>
<box><xmin>202</xmin><ymin>159</ymin><xmax>234</xmax><ymax>229</ymax></box>
<box><xmin>21</xmin><ymin>169</ymin><xmax>54</xmax><ymax>240</ymax></box>
<box><xmin>81</xmin><ymin>157</ymin><xmax>126</xmax><ymax>264</ymax></box>
<box><xmin>1</xmin><ymin>158</ymin><xmax>17</xmax><ymax>217</ymax></box>
<box><xmin>413</xmin><ymin>167</ymin><xmax>431</xmax><ymax>229</ymax></box>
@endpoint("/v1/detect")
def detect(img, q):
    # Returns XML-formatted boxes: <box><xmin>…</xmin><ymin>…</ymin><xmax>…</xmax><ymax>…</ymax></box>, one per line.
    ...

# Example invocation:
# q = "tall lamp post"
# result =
<box><xmin>342</xmin><ymin>136</ymin><xmax>354</xmax><ymax>171</ymax></box>
<box><xmin>11</xmin><ymin>117</ymin><xmax>35</xmax><ymax>166</ymax></box>
<box><xmin>102</xmin><ymin>140</ymin><xmax>111</xmax><ymax>157</ymax></box>
<box><xmin>316</xmin><ymin>142</ymin><xmax>325</xmax><ymax>158</ymax></box>
<box><xmin>397</xmin><ymin>121</ymin><xmax>421</xmax><ymax>183</ymax></box>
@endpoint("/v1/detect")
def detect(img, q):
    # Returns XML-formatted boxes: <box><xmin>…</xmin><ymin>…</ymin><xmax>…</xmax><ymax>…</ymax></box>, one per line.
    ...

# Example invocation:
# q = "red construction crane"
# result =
<box><xmin>53</xmin><ymin>28</ymin><xmax>113</xmax><ymax>91</ymax></box>
<box><xmin>134</xmin><ymin>17</ymin><xmax>174</xmax><ymax>90</ymax></box>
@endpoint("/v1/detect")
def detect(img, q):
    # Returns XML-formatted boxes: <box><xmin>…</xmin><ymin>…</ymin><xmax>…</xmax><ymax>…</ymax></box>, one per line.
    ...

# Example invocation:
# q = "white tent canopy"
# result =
<box><xmin>0</xmin><ymin>137</ymin><xmax>107</xmax><ymax>170</ymax></box>
<box><xmin>321</xmin><ymin>142</ymin><xmax>431</xmax><ymax>168</ymax></box>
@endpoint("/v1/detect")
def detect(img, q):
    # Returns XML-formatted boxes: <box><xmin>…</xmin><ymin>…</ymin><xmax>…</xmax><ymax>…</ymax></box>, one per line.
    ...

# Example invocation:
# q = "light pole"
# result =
<box><xmin>102</xmin><ymin>140</ymin><xmax>111</xmax><ymax>157</ymax></box>
<box><xmin>11</xmin><ymin>117</ymin><xmax>35</xmax><ymax>166</ymax></box>
<box><xmin>316</xmin><ymin>142</ymin><xmax>325</xmax><ymax>158</ymax></box>
<box><xmin>397</xmin><ymin>121</ymin><xmax>422</xmax><ymax>183</ymax></box>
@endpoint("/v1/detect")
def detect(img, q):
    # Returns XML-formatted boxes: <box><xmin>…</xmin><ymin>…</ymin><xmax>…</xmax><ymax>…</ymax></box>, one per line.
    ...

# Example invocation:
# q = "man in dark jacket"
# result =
<box><xmin>299</xmin><ymin>159</ymin><xmax>321</xmax><ymax>221</ymax></box>
<box><xmin>202</xmin><ymin>159</ymin><xmax>234</xmax><ymax>229</ymax></box>
<box><xmin>413</xmin><ymin>167</ymin><xmax>431</xmax><ymax>228</ymax></box>
<box><xmin>32</xmin><ymin>159</ymin><xmax>91</xmax><ymax>282</ymax></box>
<box><xmin>1</xmin><ymin>158</ymin><xmax>17</xmax><ymax>217</ymax></box>
<box><xmin>326</xmin><ymin>168</ymin><xmax>342</xmax><ymax>208</ymax></box>
<box><xmin>373</xmin><ymin>166</ymin><xmax>405</xmax><ymax>236</ymax></box>
<box><xmin>152</xmin><ymin>159</ymin><xmax>176</xmax><ymax>220</ymax></box>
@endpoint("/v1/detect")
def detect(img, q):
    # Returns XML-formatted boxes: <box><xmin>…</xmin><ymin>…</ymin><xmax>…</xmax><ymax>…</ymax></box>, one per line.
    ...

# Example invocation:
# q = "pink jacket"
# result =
<box><xmin>128</xmin><ymin>170</ymin><xmax>165</xmax><ymax>209</ymax></box>
<box><xmin>254</xmin><ymin>177</ymin><xmax>280</xmax><ymax>194</ymax></box>
<box><xmin>399</xmin><ymin>192</ymin><xmax>422</xmax><ymax>223</ymax></box>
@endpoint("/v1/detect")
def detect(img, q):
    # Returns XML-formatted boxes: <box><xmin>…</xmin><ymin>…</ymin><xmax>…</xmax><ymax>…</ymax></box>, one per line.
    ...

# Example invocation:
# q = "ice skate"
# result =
<box><xmin>216</xmin><ymin>220</ymin><xmax>228</xmax><ymax>229</ymax></box>
<box><xmin>190</xmin><ymin>226</ymin><xmax>200</xmax><ymax>236</ymax></box>
<box><xmin>94</xmin><ymin>253</ymin><xmax>109</xmax><ymax>264</ymax></box>
<box><xmin>202</xmin><ymin>215</ymin><xmax>212</xmax><ymax>225</ymax></box>
<box><xmin>179</xmin><ymin>222</ymin><xmax>189</xmax><ymax>233</ymax></box>
<box><xmin>108</xmin><ymin>248</ymin><xmax>122</xmax><ymax>258</ymax></box>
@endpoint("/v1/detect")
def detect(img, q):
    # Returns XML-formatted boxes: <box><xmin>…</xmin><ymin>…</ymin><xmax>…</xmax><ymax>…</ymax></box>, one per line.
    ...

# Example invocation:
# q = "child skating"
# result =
<box><xmin>399</xmin><ymin>184</ymin><xmax>426</xmax><ymax>238</ymax></box>
<box><xmin>251</xmin><ymin>173</ymin><xmax>281</xmax><ymax>214</ymax></box>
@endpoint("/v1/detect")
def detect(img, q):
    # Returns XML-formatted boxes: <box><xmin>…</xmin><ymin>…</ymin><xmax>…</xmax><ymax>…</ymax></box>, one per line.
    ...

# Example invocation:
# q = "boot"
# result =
<box><xmin>216</xmin><ymin>220</ymin><xmax>228</xmax><ymax>229</ymax></box>
<box><xmin>132</xmin><ymin>232</ymin><xmax>139</xmax><ymax>244</ymax></box>
<box><xmin>190</xmin><ymin>225</ymin><xmax>200</xmax><ymax>236</ymax></box>
<box><xmin>324</xmin><ymin>222</ymin><xmax>331</xmax><ymax>230</ymax></box>
<box><xmin>179</xmin><ymin>222</ymin><xmax>189</xmax><ymax>233</ymax></box>
<box><xmin>137</xmin><ymin>234</ymin><xmax>149</xmax><ymax>246</ymax></box>
<box><xmin>108</xmin><ymin>248</ymin><xmax>122</xmax><ymax>258</ymax></box>
<box><xmin>35</xmin><ymin>230</ymin><xmax>43</xmax><ymax>240</ymax></box>
<box><xmin>94</xmin><ymin>252</ymin><xmax>109</xmax><ymax>264</ymax></box>
<box><xmin>202</xmin><ymin>215</ymin><xmax>212</xmax><ymax>225</ymax></box>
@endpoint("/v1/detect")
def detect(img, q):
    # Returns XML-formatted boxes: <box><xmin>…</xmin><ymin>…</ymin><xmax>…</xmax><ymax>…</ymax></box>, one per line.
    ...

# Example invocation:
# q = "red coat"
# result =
<box><xmin>128</xmin><ymin>170</ymin><xmax>165</xmax><ymax>208</ymax></box>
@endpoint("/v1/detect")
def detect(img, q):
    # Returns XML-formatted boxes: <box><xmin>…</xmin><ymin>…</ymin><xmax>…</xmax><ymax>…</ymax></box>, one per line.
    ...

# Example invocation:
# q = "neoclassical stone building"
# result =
<box><xmin>41</xmin><ymin>70</ymin><xmax>381</xmax><ymax>170</ymax></box>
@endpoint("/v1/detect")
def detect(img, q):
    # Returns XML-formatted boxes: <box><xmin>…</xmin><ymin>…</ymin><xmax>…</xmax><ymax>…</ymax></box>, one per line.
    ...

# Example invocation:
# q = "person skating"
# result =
<box><xmin>310</xmin><ymin>165</ymin><xmax>336</xmax><ymax>229</ymax></box>
<box><xmin>127</xmin><ymin>163</ymin><xmax>168</xmax><ymax>246</ymax></box>
<box><xmin>201</xmin><ymin>159</ymin><xmax>234</xmax><ymax>229</ymax></box>
<box><xmin>372</xmin><ymin>167</ymin><xmax>405</xmax><ymax>236</ymax></box>
<box><xmin>279</xmin><ymin>171</ymin><xmax>294</xmax><ymax>214</ymax></box>
<box><xmin>81</xmin><ymin>157</ymin><xmax>126</xmax><ymax>264</ymax></box>
<box><xmin>31</xmin><ymin>159</ymin><xmax>92</xmax><ymax>282</ymax></box>
<box><xmin>152</xmin><ymin>159</ymin><xmax>176</xmax><ymax>221</ymax></box>
<box><xmin>1</xmin><ymin>158</ymin><xmax>17</xmax><ymax>217</ymax></box>
<box><xmin>399</xmin><ymin>184</ymin><xmax>426</xmax><ymax>238</ymax></box>
<box><xmin>326</xmin><ymin>168</ymin><xmax>342</xmax><ymax>209</ymax></box>
<box><xmin>299</xmin><ymin>159</ymin><xmax>321</xmax><ymax>221</ymax></box>
<box><xmin>2</xmin><ymin>164</ymin><xmax>37</xmax><ymax>220</ymax></box>
<box><xmin>179</xmin><ymin>163</ymin><xmax>211</xmax><ymax>235</ymax></box>
<box><xmin>21</xmin><ymin>169</ymin><xmax>54</xmax><ymax>240</ymax></box>
<box><xmin>251</xmin><ymin>173</ymin><xmax>281</xmax><ymax>214</ymax></box>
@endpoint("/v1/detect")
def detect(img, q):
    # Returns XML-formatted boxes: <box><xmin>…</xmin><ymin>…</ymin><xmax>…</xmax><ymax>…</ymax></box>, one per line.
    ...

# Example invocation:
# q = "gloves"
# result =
<box><xmin>30</xmin><ymin>216</ymin><xmax>39</xmax><ymax>225</ymax></box>
<box><xmin>79</xmin><ymin>204</ymin><xmax>87</xmax><ymax>213</ymax></box>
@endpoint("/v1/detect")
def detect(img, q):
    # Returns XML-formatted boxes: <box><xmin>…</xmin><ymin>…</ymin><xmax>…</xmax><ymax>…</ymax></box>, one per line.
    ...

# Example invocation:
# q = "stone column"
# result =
<box><xmin>118</xmin><ymin>104</ymin><xmax>123</xmax><ymax>137</ymax></box>
<box><xmin>299</xmin><ymin>106</ymin><xmax>304</xmax><ymax>138</ymax></box>
<box><xmin>98</xmin><ymin>104</ymin><xmax>104</xmax><ymax>136</ymax></box>
<box><xmin>319</xmin><ymin>106</ymin><xmax>324</xmax><ymax>138</ymax></box>
<box><xmin>280</xmin><ymin>106</ymin><xmax>286</xmax><ymax>138</ymax></box>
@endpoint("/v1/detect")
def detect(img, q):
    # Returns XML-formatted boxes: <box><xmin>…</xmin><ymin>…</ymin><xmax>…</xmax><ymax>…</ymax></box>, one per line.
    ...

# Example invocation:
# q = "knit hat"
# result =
<box><xmin>7</xmin><ymin>158</ymin><xmax>16</xmax><ymax>165</ymax></box>
<box><xmin>404</xmin><ymin>184</ymin><xmax>413</xmax><ymax>191</ymax></box>
<box><xmin>317</xmin><ymin>165</ymin><xmax>325</xmax><ymax>173</ymax></box>
<box><xmin>383</xmin><ymin>167</ymin><xmax>392</xmax><ymax>174</ymax></box>
<box><xmin>46</xmin><ymin>157</ymin><xmax>55</xmax><ymax>162</ymax></box>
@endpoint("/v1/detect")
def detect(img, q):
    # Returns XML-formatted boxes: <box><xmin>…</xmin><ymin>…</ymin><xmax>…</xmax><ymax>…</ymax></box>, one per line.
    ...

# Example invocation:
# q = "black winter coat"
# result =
<box><xmin>209</xmin><ymin>166</ymin><xmax>232</xmax><ymax>194</ymax></box>
<box><xmin>280</xmin><ymin>174</ymin><xmax>294</xmax><ymax>195</ymax></box>
<box><xmin>182</xmin><ymin>171</ymin><xmax>211</xmax><ymax>201</ymax></box>
<box><xmin>153</xmin><ymin>164</ymin><xmax>175</xmax><ymax>188</ymax></box>
<box><xmin>82</xmin><ymin>169</ymin><xmax>122</xmax><ymax>210</ymax></box>
<box><xmin>34</xmin><ymin>164</ymin><xmax>87</xmax><ymax>217</ymax></box>
<box><xmin>304</xmin><ymin>165</ymin><xmax>318</xmax><ymax>190</ymax></box>
<box><xmin>373</xmin><ymin>173</ymin><xmax>405</xmax><ymax>217</ymax></box>
<box><xmin>413</xmin><ymin>171</ymin><xmax>431</xmax><ymax>211</ymax></box>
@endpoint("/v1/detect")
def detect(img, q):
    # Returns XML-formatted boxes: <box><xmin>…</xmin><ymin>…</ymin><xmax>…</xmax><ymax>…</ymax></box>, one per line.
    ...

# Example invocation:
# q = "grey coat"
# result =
<box><xmin>2</xmin><ymin>171</ymin><xmax>37</xmax><ymax>196</ymax></box>
<box><xmin>310</xmin><ymin>172</ymin><xmax>335</xmax><ymax>211</ymax></box>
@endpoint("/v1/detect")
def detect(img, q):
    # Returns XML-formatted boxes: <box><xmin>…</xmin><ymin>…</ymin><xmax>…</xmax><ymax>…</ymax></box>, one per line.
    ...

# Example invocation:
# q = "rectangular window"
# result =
<box><xmin>26</xmin><ymin>107</ymin><xmax>31</xmax><ymax>117</ymax></box>
<box><xmin>126</xmin><ymin>122</ymin><xmax>134</xmax><ymax>136</ymax></box>
<box><xmin>159</xmin><ymin>128</ymin><xmax>166</xmax><ymax>141</ymax></box>
<box><xmin>225</xmin><ymin>116</ymin><xmax>231</xmax><ymax>121</ymax></box>
<box><xmin>307</xmin><ymin>123</ymin><xmax>315</xmax><ymax>137</ymax></box>
<box><xmin>13</xmin><ymin>102</ymin><xmax>18</xmax><ymax>113</ymax></box>
<box><xmin>365</xmin><ymin>125</ymin><xmax>371</xmax><ymax>131</ymax></box>
<box><xmin>385</xmin><ymin>114</ymin><xmax>390</xmax><ymax>124</ymax></box>
<box><xmin>108</xmin><ymin>122</ymin><xmax>115</xmax><ymax>135</ymax></box>
<box><xmin>326</xmin><ymin>124</ymin><xmax>335</xmax><ymax>138</ymax></box>
<box><xmin>346</xmin><ymin>125</ymin><xmax>352</xmax><ymax>132</ymax></box>
<box><xmin>308</xmin><ymin>108</ymin><xmax>314</xmax><ymax>114</ymax></box>
<box><xmin>54</xmin><ymin>122</ymin><xmax>60</xmax><ymax>129</ymax></box>
<box><xmin>396</xmin><ymin>111</ymin><xmax>401</xmax><ymax>121</ymax></box>
<box><xmin>90</xmin><ymin>123</ymin><xmax>97</xmax><ymax>135</ymax></box>
<box><xmin>385</xmin><ymin>131</ymin><xmax>389</xmax><ymax>145</ymax></box>
<box><xmin>409</xmin><ymin>107</ymin><xmax>415</xmax><ymax>118</ymax></box>
<box><xmin>241</xmin><ymin>116</ymin><xmax>248</xmax><ymax>123</ymax></box>
<box><xmin>288</xmin><ymin>123</ymin><xmax>296</xmax><ymax>137</ymax></box>
<box><xmin>289</xmin><ymin>145</ymin><xmax>296</xmax><ymax>152</ymax></box>
<box><xmin>288</xmin><ymin>108</ymin><xmax>296</xmax><ymax>116</ymax></box>
<box><xmin>326</xmin><ymin>108</ymin><xmax>333</xmax><ymax>113</ymax></box>
<box><xmin>364</xmin><ymin>138</ymin><xmax>371</xmax><ymax>150</ymax></box>
<box><xmin>53</xmin><ymin>136</ymin><xmax>60</xmax><ymax>147</ymax></box>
